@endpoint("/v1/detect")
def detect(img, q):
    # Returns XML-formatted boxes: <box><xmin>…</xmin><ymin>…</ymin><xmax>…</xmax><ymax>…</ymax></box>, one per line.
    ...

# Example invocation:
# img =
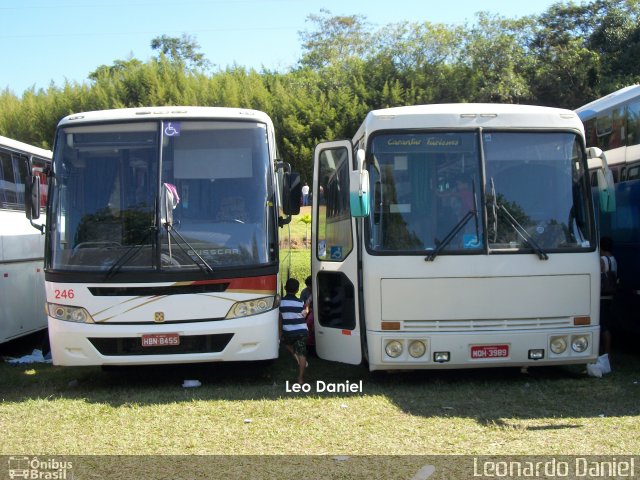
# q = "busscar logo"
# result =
<box><xmin>8</xmin><ymin>457</ymin><xmax>73</xmax><ymax>479</ymax></box>
<box><xmin>154</xmin><ymin>312</ymin><xmax>165</xmax><ymax>323</ymax></box>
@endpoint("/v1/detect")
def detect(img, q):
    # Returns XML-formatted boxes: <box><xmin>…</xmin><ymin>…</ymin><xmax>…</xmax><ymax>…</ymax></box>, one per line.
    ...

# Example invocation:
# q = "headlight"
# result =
<box><xmin>550</xmin><ymin>336</ymin><xmax>568</xmax><ymax>354</ymax></box>
<box><xmin>408</xmin><ymin>340</ymin><xmax>427</xmax><ymax>358</ymax></box>
<box><xmin>225</xmin><ymin>296</ymin><xmax>275</xmax><ymax>319</ymax></box>
<box><xmin>571</xmin><ymin>335</ymin><xmax>589</xmax><ymax>353</ymax></box>
<box><xmin>385</xmin><ymin>340</ymin><xmax>403</xmax><ymax>358</ymax></box>
<box><xmin>47</xmin><ymin>303</ymin><xmax>94</xmax><ymax>323</ymax></box>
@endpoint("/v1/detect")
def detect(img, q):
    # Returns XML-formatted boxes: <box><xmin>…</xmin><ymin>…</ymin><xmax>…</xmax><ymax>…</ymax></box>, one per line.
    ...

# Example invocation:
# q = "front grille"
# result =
<box><xmin>88</xmin><ymin>333</ymin><xmax>234</xmax><ymax>356</ymax></box>
<box><xmin>402</xmin><ymin>317</ymin><xmax>573</xmax><ymax>332</ymax></box>
<box><xmin>89</xmin><ymin>283</ymin><xmax>229</xmax><ymax>296</ymax></box>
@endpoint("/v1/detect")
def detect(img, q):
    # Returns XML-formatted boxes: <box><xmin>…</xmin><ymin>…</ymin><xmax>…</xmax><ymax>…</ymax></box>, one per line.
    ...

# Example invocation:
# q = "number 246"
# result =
<box><xmin>55</xmin><ymin>289</ymin><xmax>75</xmax><ymax>299</ymax></box>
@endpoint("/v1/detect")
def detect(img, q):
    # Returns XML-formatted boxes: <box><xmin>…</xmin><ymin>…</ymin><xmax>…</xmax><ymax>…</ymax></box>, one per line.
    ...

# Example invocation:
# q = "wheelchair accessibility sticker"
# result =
<box><xmin>463</xmin><ymin>234</ymin><xmax>480</xmax><ymax>248</ymax></box>
<box><xmin>164</xmin><ymin>122</ymin><xmax>181</xmax><ymax>136</ymax></box>
<box><xmin>330</xmin><ymin>246</ymin><xmax>343</xmax><ymax>260</ymax></box>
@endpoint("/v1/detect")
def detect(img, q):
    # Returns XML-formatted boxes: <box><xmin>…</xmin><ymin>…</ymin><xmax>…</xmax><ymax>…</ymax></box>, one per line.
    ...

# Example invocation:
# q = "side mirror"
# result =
<box><xmin>25</xmin><ymin>174</ymin><xmax>44</xmax><ymax>233</ymax></box>
<box><xmin>279</xmin><ymin>162</ymin><xmax>301</xmax><ymax>216</ymax></box>
<box><xmin>588</xmin><ymin>147</ymin><xmax>616</xmax><ymax>213</ymax></box>
<box><xmin>349</xmin><ymin>149</ymin><xmax>370</xmax><ymax>217</ymax></box>
<box><xmin>25</xmin><ymin>175</ymin><xmax>41</xmax><ymax>221</ymax></box>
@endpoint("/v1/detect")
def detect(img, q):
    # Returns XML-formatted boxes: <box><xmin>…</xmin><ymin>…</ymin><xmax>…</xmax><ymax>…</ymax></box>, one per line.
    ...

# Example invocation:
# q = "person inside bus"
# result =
<box><xmin>300</xmin><ymin>276</ymin><xmax>312</xmax><ymax>305</ymax></box>
<box><xmin>303</xmin><ymin>296</ymin><xmax>316</xmax><ymax>356</ymax></box>
<box><xmin>600</xmin><ymin>236</ymin><xmax>618</xmax><ymax>357</ymax></box>
<box><xmin>279</xmin><ymin>278</ymin><xmax>308</xmax><ymax>384</ymax></box>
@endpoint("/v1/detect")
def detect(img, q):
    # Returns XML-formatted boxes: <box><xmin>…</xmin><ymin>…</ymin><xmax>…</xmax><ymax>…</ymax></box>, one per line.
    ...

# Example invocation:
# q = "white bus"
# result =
<box><xmin>312</xmin><ymin>103</ymin><xmax>610</xmax><ymax>370</ymax></box>
<box><xmin>576</xmin><ymin>85</ymin><xmax>640</xmax><ymax>332</ymax></box>
<box><xmin>0</xmin><ymin>135</ymin><xmax>51</xmax><ymax>343</ymax></box>
<box><xmin>576</xmin><ymin>84</ymin><xmax>640</xmax><ymax>182</ymax></box>
<box><xmin>28</xmin><ymin>107</ymin><xmax>300</xmax><ymax>366</ymax></box>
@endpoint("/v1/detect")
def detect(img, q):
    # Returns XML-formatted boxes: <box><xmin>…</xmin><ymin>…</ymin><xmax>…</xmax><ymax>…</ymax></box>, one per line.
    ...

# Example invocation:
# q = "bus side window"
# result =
<box><xmin>596</xmin><ymin>112</ymin><xmax>612</xmax><ymax>150</ymax></box>
<box><xmin>0</xmin><ymin>151</ymin><xmax>13</xmax><ymax>207</ymax></box>
<box><xmin>627</xmin><ymin>164</ymin><xmax>640</xmax><ymax>181</ymax></box>
<box><xmin>15</xmin><ymin>156</ymin><xmax>28</xmax><ymax>207</ymax></box>
<box><xmin>32</xmin><ymin>158</ymin><xmax>49</xmax><ymax>209</ymax></box>
<box><xmin>610</xmin><ymin>107</ymin><xmax>624</xmax><ymax>149</ymax></box>
<box><xmin>0</xmin><ymin>152</ymin><xmax>28</xmax><ymax>210</ymax></box>
<box><xmin>627</xmin><ymin>101</ymin><xmax>640</xmax><ymax>147</ymax></box>
<box><xmin>584</xmin><ymin>118</ymin><xmax>597</xmax><ymax>147</ymax></box>
<box><xmin>612</xmin><ymin>168</ymin><xmax>620</xmax><ymax>183</ymax></box>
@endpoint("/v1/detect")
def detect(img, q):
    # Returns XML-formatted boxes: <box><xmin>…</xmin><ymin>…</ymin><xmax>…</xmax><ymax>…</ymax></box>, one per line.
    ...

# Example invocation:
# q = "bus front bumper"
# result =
<box><xmin>366</xmin><ymin>327</ymin><xmax>600</xmax><ymax>371</ymax></box>
<box><xmin>48</xmin><ymin>311</ymin><xmax>279</xmax><ymax>366</ymax></box>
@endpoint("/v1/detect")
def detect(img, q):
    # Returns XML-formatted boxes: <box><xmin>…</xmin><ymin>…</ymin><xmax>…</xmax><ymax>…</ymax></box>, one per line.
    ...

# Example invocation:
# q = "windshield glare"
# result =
<box><xmin>366</xmin><ymin>131</ymin><xmax>593</xmax><ymax>255</ymax></box>
<box><xmin>50</xmin><ymin>120</ymin><xmax>274</xmax><ymax>272</ymax></box>
<box><xmin>368</xmin><ymin>132</ymin><xmax>483</xmax><ymax>253</ymax></box>
<box><xmin>485</xmin><ymin>132</ymin><xmax>592</xmax><ymax>251</ymax></box>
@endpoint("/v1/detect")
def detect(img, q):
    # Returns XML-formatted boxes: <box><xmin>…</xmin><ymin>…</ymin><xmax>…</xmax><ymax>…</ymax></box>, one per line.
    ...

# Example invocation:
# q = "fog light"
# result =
<box><xmin>408</xmin><ymin>340</ymin><xmax>426</xmax><ymax>358</ymax></box>
<box><xmin>571</xmin><ymin>335</ymin><xmax>589</xmax><ymax>353</ymax></box>
<box><xmin>385</xmin><ymin>340</ymin><xmax>403</xmax><ymax>358</ymax></box>
<box><xmin>528</xmin><ymin>349</ymin><xmax>544</xmax><ymax>360</ymax></box>
<box><xmin>434</xmin><ymin>351</ymin><xmax>450</xmax><ymax>363</ymax></box>
<box><xmin>550</xmin><ymin>336</ymin><xmax>568</xmax><ymax>354</ymax></box>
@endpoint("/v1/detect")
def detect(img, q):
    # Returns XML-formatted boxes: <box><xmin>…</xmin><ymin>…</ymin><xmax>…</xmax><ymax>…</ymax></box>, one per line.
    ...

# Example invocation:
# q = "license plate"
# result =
<box><xmin>141</xmin><ymin>333</ymin><xmax>180</xmax><ymax>347</ymax></box>
<box><xmin>470</xmin><ymin>344</ymin><xmax>509</xmax><ymax>359</ymax></box>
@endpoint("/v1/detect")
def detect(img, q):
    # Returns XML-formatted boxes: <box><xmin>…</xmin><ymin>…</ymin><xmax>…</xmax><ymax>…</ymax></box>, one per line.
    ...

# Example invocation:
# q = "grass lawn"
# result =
<box><xmin>1</xmin><ymin>335</ymin><xmax>639</xmax><ymax>457</ymax></box>
<box><xmin>1</xmin><ymin>207</ymin><xmax>639</xmax><ymax>476</ymax></box>
<box><xmin>281</xmin><ymin>206</ymin><xmax>312</xmax><ymax>284</ymax></box>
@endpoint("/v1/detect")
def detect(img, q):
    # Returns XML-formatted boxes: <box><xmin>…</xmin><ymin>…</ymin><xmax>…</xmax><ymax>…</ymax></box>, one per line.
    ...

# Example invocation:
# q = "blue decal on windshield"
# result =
<box><xmin>164</xmin><ymin>122</ymin><xmax>181</xmax><ymax>136</ymax></box>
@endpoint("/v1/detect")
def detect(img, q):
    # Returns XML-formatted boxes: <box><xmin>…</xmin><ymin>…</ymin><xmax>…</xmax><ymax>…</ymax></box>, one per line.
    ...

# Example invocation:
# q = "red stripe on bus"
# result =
<box><xmin>186</xmin><ymin>275</ymin><xmax>277</xmax><ymax>291</ymax></box>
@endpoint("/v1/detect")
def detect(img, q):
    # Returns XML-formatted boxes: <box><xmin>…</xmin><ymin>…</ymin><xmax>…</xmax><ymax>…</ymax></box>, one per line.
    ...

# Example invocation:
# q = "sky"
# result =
<box><xmin>2</xmin><ymin>0</ymin><xmax>561</xmax><ymax>95</ymax></box>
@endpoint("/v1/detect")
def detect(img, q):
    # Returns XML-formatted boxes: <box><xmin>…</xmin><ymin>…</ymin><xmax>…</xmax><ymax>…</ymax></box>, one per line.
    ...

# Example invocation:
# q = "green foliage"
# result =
<box><xmin>1</xmin><ymin>1</ymin><xmax>639</xmax><ymax>158</ymax></box>
<box><xmin>151</xmin><ymin>34</ymin><xmax>211</xmax><ymax>71</ymax></box>
<box><xmin>298</xmin><ymin>9</ymin><xmax>372</xmax><ymax>69</ymax></box>
<box><xmin>287</xmin><ymin>249</ymin><xmax>311</xmax><ymax>286</ymax></box>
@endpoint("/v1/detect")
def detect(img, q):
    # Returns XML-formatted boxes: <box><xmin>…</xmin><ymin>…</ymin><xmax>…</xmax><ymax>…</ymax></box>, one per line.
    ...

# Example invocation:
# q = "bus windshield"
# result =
<box><xmin>366</xmin><ymin>131</ymin><xmax>594</xmax><ymax>254</ymax></box>
<box><xmin>50</xmin><ymin>120</ymin><xmax>275</xmax><ymax>273</ymax></box>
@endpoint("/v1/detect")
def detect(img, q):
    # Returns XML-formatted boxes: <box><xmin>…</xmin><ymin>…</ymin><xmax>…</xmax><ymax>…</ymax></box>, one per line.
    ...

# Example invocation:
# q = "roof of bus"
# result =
<box><xmin>57</xmin><ymin>106</ymin><xmax>274</xmax><ymax>128</ymax></box>
<box><xmin>575</xmin><ymin>85</ymin><xmax>640</xmax><ymax>120</ymax></box>
<box><xmin>353</xmin><ymin>103</ymin><xmax>583</xmax><ymax>141</ymax></box>
<box><xmin>0</xmin><ymin>135</ymin><xmax>52</xmax><ymax>159</ymax></box>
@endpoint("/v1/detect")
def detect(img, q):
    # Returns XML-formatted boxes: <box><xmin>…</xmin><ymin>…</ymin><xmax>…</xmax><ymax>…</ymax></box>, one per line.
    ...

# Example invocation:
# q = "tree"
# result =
<box><xmin>528</xmin><ymin>0</ymin><xmax>640</xmax><ymax>107</ymax></box>
<box><xmin>150</xmin><ymin>34</ymin><xmax>211</xmax><ymax>71</ymax></box>
<box><xmin>588</xmin><ymin>0</ymin><xmax>640</xmax><ymax>90</ymax></box>
<box><xmin>462</xmin><ymin>13</ymin><xmax>535</xmax><ymax>103</ymax></box>
<box><xmin>298</xmin><ymin>9</ymin><xmax>372</xmax><ymax>70</ymax></box>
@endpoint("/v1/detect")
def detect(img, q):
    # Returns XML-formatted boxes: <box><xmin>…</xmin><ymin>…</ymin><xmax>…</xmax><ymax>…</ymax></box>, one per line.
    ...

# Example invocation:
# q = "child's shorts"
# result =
<box><xmin>283</xmin><ymin>333</ymin><xmax>308</xmax><ymax>356</ymax></box>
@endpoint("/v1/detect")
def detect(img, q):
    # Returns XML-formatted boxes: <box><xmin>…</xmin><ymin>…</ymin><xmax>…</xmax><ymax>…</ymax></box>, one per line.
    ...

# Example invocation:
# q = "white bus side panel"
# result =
<box><xmin>0</xmin><ymin>210</ymin><xmax>47</xmax><ymax>343</ymax></box>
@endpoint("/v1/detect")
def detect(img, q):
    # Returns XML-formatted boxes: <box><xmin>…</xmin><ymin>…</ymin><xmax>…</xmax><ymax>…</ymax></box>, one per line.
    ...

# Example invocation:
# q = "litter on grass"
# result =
<box><xmin>5</xmin><ymin>349</ymin><xmax>52</xmax><ymax>365</ymax></box>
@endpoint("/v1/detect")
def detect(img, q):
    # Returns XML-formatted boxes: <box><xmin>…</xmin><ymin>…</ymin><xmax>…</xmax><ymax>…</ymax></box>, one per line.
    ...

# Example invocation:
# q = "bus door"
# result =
<box><xmin>312</xmin><ymin>141</ymin><xmax>362</xmax><ymax>365</ymax></box>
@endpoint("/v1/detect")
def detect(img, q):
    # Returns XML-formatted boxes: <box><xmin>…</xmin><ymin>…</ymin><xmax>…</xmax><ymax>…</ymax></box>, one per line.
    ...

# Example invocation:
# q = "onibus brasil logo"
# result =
<box><xmin>8</xmin><ymin>457</ymin><xmax>73</xmax><ymax>479</ymax></box>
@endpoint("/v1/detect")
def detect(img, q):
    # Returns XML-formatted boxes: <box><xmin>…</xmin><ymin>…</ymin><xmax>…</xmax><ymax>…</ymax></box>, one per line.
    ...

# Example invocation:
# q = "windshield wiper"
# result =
<box><xmin>106</xmin><ymin>226</ymin><xmax>156</xmax><ymax>280</ymax></box>
<box><xmin>426</xmin><ymin>180</ymin><xmax>480</xmax><ymax>262</ymax></box>
<box><xmin>489</xmin><ymin>177</ymin><xmax>549</xmax><ymax>261</ymax></box>
<box><xmin>425</xmin><ymin>209</ymin><xmax>477</xmax><ymax>262</ymax></box>
<box><xmin>161</xmin><ymin>183</ymin><xmax>214</xmax><ymax>274</ymax></box>
<box><xmin>496</xmin><ymin>204</ymin><xmax>549</xmax><ymax>260</ymax></box>
<box><xmin>165</xmin><ymin>224</ymin><xmax>214</xmax><ymax>274</ymax></box>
